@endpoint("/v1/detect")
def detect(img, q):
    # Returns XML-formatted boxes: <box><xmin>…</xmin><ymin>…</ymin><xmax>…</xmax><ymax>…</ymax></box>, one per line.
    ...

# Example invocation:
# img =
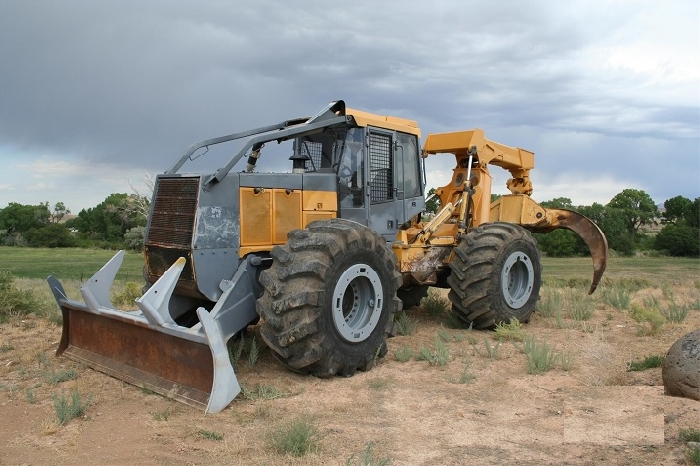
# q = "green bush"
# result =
<box><xmin>629</xmin><ymin>304</ymin><xmax>664</xmax><ymax>335</ymax></box>
<box><xmin>519</xmin><ymin>336</ymin><xmax>559</xmax><ymax>374</ymax></box>
<box><xmin>0</xmin><ymin>270</ymin><xmax>43</xmax><ymax>322</ymax></box>
<box><xmin>268</xmin><ymin>416</ymin><xmax>321</xmax><ymax>457</ymax></box>
<box><xmin>423</xmin><ymin>289</ymin><xmax>449</xmax><ymax>318</ymax></box>
<box><xmin>395</xmin><ymin>312</ymin><xmax>417</xmax><ymax>336</ymax></box>
<box><xmin>24</xmin><ymin>224</ymin><xmax>77</xmax><ymax>248</ymax></box>
<box><xmin>654</xmin><ymin>224</ymin><xmax>700</xmax><ymax>257</ymax></box>
<box><xmin>628</xmin><ymin>355</ymin><xmax>664</xmax><ymax>371</ymax></box>
<box><xmin>661</xmin><ymin>301</ymin><xmax>689</xmax><ymax>323</ymax></box>
<box><xmin>494</xmin><ymin>318</ymin><xmax>525</xmax><ymax>341</ymax></box>
<box><xmin>345</xmin><ymin>442</ymin><xmax>390</xmax><ymax>466</ymax></box>
<box><xmin>111</xmin><ymin>282</ymin><xmax>142</xmax><ymax>307</ymax></box>
<box><xmin>393</xmin><ymin>345</ymin><xmax>413</xmax><ymax>362</ymax></box>
<box><xmin>198</xmin><ymin>429</ymin><xmax>224</xmax><ymax>441</ymax></box>
<box><xmin>602</xmin><ymin>287</ymin><xmax>631</xmax><ymax>311</ymax></box>
<box><xmin>53</xmin><ymin>389</ymin><xmax>91</xmax><ymax>425</ymax></box>
<box><xmin>567</xmin><ymin>294</ymin><xmax>595</xmax><ymax>321</ymax></box>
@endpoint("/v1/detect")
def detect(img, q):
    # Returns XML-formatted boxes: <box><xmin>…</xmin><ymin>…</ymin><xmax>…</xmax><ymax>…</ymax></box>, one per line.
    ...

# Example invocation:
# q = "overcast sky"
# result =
<box><xmin>1</xmin><ymin>0</ymin><xmax>698</xmax><ymax>213</ymax></box>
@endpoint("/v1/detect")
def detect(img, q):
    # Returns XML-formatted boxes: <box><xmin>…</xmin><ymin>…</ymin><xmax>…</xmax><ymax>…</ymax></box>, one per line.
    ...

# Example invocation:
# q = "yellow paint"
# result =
<box><xmin>422</xmin><ymin>129</ymin><xmax>534</xmax><ymax>170</ymax></box>
<box><xmin>346</xmin><ymin>108</ymin><xmax>421</xmax><ymax>137</ymax></box>
<box><xmin>239</xmin><ymin>188</ymin><xmax>337</xmax><ymax>256</ymax></box>
<box><xmin>303</xmin><ymin>211</ymin><xmax>336</xmax><ymax>227</ymax></box>
<box><xmin>239</xmin><ymin>188</ymin><xmax>273</xmax><ymax>246</ymax></box>
<box><xmin>303</xmin><ymin>190</ymin><xmax>337</xmax><ymax>211</ymax></box>
<box><xmin>489</xmin><ymin>194</ymin><xmax>547</xmax><ymax>225</ymax></box>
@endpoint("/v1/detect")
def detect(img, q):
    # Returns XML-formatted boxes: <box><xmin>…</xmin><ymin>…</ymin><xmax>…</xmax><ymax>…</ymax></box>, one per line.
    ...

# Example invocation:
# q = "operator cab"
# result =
<box><xmin>293</xmin><ymin>124</ymin><xmax>426</xmax><ymax>241</ymax></box>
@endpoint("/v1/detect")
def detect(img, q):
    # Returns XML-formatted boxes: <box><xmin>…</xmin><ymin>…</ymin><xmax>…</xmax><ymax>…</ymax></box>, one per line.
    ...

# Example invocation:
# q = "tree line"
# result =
<box><xmin>1</xmin><ymin>188</ymin><xmax>698</xmax><ymax>257</ymax></box>
<box><xmin>0</xmin><ymin>194</ymin><xmax>148</xmax><ymax>249</ymax></box>
<box><xmin>426</xmin><ymin>187</ymin><xmax>699</xmax><ymax>257</ymax></box>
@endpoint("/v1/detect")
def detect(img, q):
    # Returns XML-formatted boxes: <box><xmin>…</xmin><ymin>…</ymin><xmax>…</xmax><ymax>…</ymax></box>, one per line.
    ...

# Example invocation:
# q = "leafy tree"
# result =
<box><xmin>425</xmin><ymin>187</ymin><xmax>440</xmax><ymax>214</ymax></box>
<box><xmin>534</xmin><ymin>229</ymin><xmax>577</xmax><ymax>257</ymax></box>
<box><xmin>50</xmin><ymin>202</ymin><xmax>71</xmax><ymax>223</ymax></box>
<box><xmin>534</xmin><ymin>198</ymin><xmax>579</xmax><ymax>256</ymax></box>
<box><xmin>686</xmin><ymin>197</ymin><xmax>699</xmax><ymax>228</ymax></box>
<box><xmin>577</xmin><ymin>203</ymin><xmax>633</xmax><ymax>256</ymax></box>
<box><xmin>653</xmin><ymin>224</ymin><xmax>700</xmax><ymax>257</ymax></box>
<box><xmin>69</xmin><ymin>193</ymin><xmax>148</xmax><ymax>243</ymax></box>
<box><xmin>0</xmin><ymin>202</ymin><xmax>50</xmax><ymax>233</ymax></box>
<box><xmin>534</xmin><ymin>198</ymin><xmax>636</xmax><ymax>257</ymax></box>
<box><xmin>607</xmin><ymin>189</ymin><xmax>658</xmax><ymax>235</ymax></box>
<box><xmin>124</xmin><ymin>226</ymin><xmax>146</xmax><ymax>251</ymax></box>
<box><xmin>541</xmin><ymin>197</ymin><xmax>573</xmax><ymax>209</ymax></box>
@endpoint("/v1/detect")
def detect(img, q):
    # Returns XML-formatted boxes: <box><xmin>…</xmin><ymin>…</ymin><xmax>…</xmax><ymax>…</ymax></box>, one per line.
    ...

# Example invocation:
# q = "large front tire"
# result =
<box><xmin>256</xmin><ymin>219</ymin><xmax>402</xmax><ymax>377</ymax></box>
<box><xmin>447</xmin><ymin>223</ymin><xmax>541</xmax><ymax>329</ymax></box>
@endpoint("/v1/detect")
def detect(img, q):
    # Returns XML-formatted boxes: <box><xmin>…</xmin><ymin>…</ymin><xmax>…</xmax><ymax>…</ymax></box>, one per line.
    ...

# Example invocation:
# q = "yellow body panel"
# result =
<box><xmin>346</xmin><ymin>108</ymin><xmax>421</xmax><ymax>137</ymax></box>
<box><xmin>303</xmin><ymin>190</ymin><xmax>337</xmax><ymax>212</ymax></box>
<box><xmin>273</xmin><ymin>190</ymin><xmax>303</xmax><ymax>243</ymax></box>
<box><xmin>239</xmin><ymin>188</ymin><xmax>336</xmax><ymax>256</ymax></box>
<box><xmin>303</xmin><ymin>211</ymin><xmax>336</xmax><ymax>226</ymax></box>
<box><xmin>489</xmin><ymin>194</ymin><xmax>546</xmax><ymax>225</ymax></box>
<box><xmin>422</xmin><ymin>129</ymin><xmax>534</xmax><ymax>170</ymax></box>
<box><xmin>239</xmin><ymin>188</ymin><xmax>273</xmax><ymax>246</ymax></box>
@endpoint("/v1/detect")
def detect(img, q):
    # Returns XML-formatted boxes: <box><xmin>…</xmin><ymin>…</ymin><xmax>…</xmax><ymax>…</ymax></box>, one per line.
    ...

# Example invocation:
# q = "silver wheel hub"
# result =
<box><xmin>501</xmin><ymin>251</ymin><xmax>534</xmax><ymax>309</ymax></box>
<box><xmin>332</xmin><ymin>264</ymin><xmax>383</xmax><ymax>342</ymax></box>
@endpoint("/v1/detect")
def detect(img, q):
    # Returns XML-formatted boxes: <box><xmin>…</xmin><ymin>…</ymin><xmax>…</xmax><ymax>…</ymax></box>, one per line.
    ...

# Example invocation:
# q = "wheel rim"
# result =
<box><xmin>332</xmin><ymin>264</ymin><xmax>383</xmax><ymax>343</ymax></box>
<box><xmin>500</xmin><ymin>251</ymin><xmax>535</xmax><ymax>309</ymax></box>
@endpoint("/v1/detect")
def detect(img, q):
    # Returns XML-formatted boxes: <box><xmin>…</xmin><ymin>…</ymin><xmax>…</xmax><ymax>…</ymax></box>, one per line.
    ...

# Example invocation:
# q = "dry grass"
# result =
<box><xmin>2</xmin><ymin>257</ymin><xmax>700</xmax><ymax>465</ymax></box>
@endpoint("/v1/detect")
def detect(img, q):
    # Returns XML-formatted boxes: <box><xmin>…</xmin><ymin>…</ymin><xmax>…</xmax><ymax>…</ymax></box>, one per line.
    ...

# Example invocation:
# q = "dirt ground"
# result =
<box><xmin>1</xmin><ymin>286</ymin><xmax>699</xmax><ymax>466</ymax></box>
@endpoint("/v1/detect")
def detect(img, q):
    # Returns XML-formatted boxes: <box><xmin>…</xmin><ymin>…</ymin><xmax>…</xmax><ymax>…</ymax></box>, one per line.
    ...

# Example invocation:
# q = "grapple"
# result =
<box><xmin>47</xmin><ymin>251</ymin><xmax>240</xmax><ymax>413</ymax></box>
<box><xmin>526</xmin><ymin>207</ymin><xmax>609</xmax><ymax>294</ymax></box>
<box><xmin>490</xmin><ymin>195</ymin><xmax>609</xmax><ymax>294</ymax></box>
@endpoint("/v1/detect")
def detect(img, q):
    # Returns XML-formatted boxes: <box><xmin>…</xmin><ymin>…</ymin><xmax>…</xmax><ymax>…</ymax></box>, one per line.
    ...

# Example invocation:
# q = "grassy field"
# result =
<box><xmin>0</xmin><ymin>247</ymin><xmax>144</xmax><ymax>281</ymax></box>
<box><xmin>542</xmin><ymin>255</ymin><xmax>700</xmax><ymax>287</ymax></box>
<box><xmin>1</xmin><ymin>246</ymin><xmax>698</xmax><ymax>286</ymax></box>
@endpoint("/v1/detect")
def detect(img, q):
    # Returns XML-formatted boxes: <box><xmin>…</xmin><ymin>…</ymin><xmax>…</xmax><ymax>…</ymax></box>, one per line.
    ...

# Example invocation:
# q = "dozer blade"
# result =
<box><xmin>529</xmin><ymin>208</ymin><xmax>609</xmax><ymax>294</ymax></box>
<box><xmin>47</xmin><ymin>251</ymin><xmax>240</xmax><ymax>413</ymax></box>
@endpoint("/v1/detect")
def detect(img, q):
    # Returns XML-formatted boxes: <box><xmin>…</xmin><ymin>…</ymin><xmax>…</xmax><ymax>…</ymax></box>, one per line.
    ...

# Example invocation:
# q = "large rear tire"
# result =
<box><xmin>257</xmin><ymin>219</ymin><xmax>402</xmax><ymax>377</ymax></box>
<box><xmin>447</xmin><ymin>222</ymin><xmax>541</xmax><ymax>329</ymax></box>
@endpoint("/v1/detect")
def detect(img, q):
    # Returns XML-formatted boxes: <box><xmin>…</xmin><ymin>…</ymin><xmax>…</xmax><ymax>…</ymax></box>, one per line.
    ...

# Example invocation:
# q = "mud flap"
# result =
<box><xmin>47</xmin><ymin>252</ymin><xmax>241</xmax><ymax>413</ymax></box>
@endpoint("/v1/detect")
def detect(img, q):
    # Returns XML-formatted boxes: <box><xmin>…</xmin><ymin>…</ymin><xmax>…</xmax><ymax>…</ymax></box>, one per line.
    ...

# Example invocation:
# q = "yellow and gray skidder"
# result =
<box><xmin>48</xmin><ymin>100</ymin><xmax>607</xmax><ymax>412</ymax></box>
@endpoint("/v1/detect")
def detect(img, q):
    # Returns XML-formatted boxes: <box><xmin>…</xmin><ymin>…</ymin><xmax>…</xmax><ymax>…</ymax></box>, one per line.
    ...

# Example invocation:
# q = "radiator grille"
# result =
<box><xmin>146</xmin><ymin>177</ymin><xmax>200</xmax><ymax>248</ymax></box>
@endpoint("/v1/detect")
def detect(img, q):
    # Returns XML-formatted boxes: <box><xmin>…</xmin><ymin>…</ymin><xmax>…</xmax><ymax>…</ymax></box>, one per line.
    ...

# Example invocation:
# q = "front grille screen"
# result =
<box><xmin>146</xmin><ymin>177</ymin><xmax>200</xmax><ymax>248</ymax></box>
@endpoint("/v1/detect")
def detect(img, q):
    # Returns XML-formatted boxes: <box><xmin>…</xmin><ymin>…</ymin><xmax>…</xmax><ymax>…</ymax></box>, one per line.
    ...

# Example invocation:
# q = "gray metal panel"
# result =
<box><xmin>302</xmin><ymin>172</ymin><xmax>336</xmax><ymax>192</ymax></box>
<box><xmin>191</xmin><ymin>174</ymin><xmax>243</xmax><ymax>301</ymax></box>
<box><xmin>240</xmin><ymin>173</ymin><xmax>303</xmax><ymax>189</ymax></box>
<box><xmin>404</xmin><ymin>196</ymin><xmax>426</xmax><ymax>222</ymax></box>
<box><xmin>194</xmin><ymin>174</ymin><xmax>240</xmax><ymax>250</ymax></box>
<box><xmin>369</xmin><ymin>201</ymin><xmax>398</xmax><ymax>241</ymax></box>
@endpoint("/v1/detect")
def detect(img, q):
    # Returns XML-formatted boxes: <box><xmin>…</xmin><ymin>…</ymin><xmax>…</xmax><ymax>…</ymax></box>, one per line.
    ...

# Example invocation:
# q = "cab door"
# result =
<box><xmin>366</xmin><ymin>128</ymin><xmax>398</xmax><ymax>240</ymax></box>
<box><xmin>395</xmin><ymin>131</ymin><xmax>425</xmax><ymax>224</ymax></box>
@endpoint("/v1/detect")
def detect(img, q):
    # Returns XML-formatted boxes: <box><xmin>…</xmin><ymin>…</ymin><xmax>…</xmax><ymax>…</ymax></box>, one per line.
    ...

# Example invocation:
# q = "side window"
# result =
<box><xmin>397</xmin><ymin>132</ymin><xmax>421</xmax><ymax>198</ymax></box>
<box><xmin>338</xmin><ymin>128</ymin><xmax>365</xmax><ymax>208</ymax></box>
<box><xmin>295</xmin><ymin>129</ymin><xmax>345</xmax><ymax>172</ymax></box>
<box><xmin>298</xmin><ymin>140</ymin><xmax>323</xmax><ymax>171</ymax></box>
<box><xmin>369</xmin><ymin>132</ymin><xmax>393</xmax><ymax>203</ymax></box>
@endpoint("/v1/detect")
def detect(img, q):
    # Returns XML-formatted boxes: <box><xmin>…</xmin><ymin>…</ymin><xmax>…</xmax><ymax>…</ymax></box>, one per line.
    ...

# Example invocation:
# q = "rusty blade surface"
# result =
<box><xmin>528</xmin><ymin>208</ymin><xmax>609</xmax><ymax>295</ymax></box>
<box><xmin>56</xmin><ymin>301</ymin><xmax>214</xmax><ymax>410</ymax></box>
